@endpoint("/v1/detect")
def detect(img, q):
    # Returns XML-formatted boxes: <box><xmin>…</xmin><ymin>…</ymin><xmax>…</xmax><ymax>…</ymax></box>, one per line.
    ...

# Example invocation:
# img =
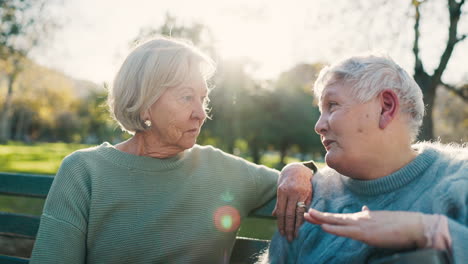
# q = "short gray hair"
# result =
<box><xmin>313</xmin><ymin>54</ymin><xmax>425</xmax><ymax>141</ymax></box>
<box><xmin>108</xmin><ymin>37</ymin><xmax>215</xmax><ymax>134</ymax></box>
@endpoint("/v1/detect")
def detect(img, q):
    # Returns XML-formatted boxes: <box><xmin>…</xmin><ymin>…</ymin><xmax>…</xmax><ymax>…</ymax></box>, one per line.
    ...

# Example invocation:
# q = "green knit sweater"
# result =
<box><xmin>30</xmin><ymin>143</ymin><xmax>279</xmax><ymax>264</ymax></box>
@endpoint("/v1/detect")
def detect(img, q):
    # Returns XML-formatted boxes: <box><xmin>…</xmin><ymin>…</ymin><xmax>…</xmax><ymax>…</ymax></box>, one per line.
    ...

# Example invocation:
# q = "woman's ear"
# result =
<box><xmin>379</xmin><ymin>90</ymin><xmax>399</xmax><ymax>129</ymax></box>
<box><xmin>141</xmin><ymin>109</ymin><xmax>151</xmax><ymax>123</ymax></box>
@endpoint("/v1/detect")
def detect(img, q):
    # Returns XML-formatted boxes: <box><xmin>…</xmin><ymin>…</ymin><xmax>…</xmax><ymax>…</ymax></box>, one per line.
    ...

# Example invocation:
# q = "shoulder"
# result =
<box><xmin>414</xmin><ymin>142</ymin><xmax>467</xmax><ymax>181</ymax></box>
<box><xmin>191</xmin><ymin>144</ymin><xmax>278</xmax><ymax>171</ymax></box>
<box><xmin>54</xmin><ymin>144</ymin><xmax>104</xmax><ymax>185</ymax></box>
<box><xmin>313</xmin><ymin>167</ymin><xmax>343</xmax><ymax>188</ymax></box>
<box><xmin>189</xmin><ymin>145</ymin><xmax>279</xmax><ymax>182</ymax></box>
<box><xmin>190</xmin><ymin>144</ymin><xmax>246</xmax><ymax>162</ymax></box>
<box><xmin>312</xmin><ymin>167</ymin><xmax>347</xmax><ymax>201</ymax></box>
<box><xmin>414</xmin><ymin>142</ymin><xmax>468</xmax><ymax>216</ymax></box>
<box><xmin>62</xmin><ymin>144</ymin><xmax>102</xmax><ymax>164</ymax></box>
<box><xmin>414</xmin><ymin>141</ymin><xmax>468</xmax><ymax>163</ymax></box>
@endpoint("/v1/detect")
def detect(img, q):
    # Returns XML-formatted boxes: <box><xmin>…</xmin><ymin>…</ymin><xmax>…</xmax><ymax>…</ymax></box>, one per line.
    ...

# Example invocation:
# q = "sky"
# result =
<box><xmin>31</xmin><ymin>0</ymin><xmax>468</xmax><ymax>86</ymax></box>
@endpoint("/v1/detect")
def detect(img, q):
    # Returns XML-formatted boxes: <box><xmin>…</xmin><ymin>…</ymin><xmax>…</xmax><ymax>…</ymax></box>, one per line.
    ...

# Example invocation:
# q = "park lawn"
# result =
<box><xmin>0</xmin><ymin>141</ymin><xmax>92</xmax><ymax>174</ymax></box>
<box><xmin>0</xmin><ymin>141</ymin><xmax>325</xmax><ymax>240</ymax></box>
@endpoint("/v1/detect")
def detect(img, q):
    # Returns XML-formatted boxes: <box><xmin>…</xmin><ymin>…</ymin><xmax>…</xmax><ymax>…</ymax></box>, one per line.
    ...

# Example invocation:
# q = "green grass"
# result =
<box><xmin>0</xmin><ymin>141</ymin><xmax>324</xmax><ymax>239</ymax></box>
<box><xmin>0</xmin><ymin>142</ymin><xmax>92</xmax><ymax>217</ymax></box>
<box><xmin>238</xmin><ymin>217</ymin><xmax>277</xmax><ymax>240</ymax></box>
<box><xmin>0</xmin><ymin>141</ymin><xmax>91</xmax><ymax>174</ymax></box>
<box><xmin>0</xmin><ymin>195</ymin><xmax>45</xmax><ymax>215</ymax></box>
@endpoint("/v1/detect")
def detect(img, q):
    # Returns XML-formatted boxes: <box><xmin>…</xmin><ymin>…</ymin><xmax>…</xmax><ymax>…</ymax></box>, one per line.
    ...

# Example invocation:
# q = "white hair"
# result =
<box><xmin>108</xmin><ymin>37</ymin><xmax>215</xmax><ymax>134</ymax></box>
<box><xmin>313</xmin><ymin>54</ymin><xmax>425</xmax><ymax>141</ymax></box>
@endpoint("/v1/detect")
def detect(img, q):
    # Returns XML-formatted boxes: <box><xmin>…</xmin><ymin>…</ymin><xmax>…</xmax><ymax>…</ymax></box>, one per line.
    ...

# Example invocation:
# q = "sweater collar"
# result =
<box><xmin>341</xmin><ymin>147</ymin><xmax>438</xmax><ymax>196</ymax></box>
<box><xmin>96</xmin><ymin>142</ymin><xmax>189</xmax><ymax>171</ymax></box>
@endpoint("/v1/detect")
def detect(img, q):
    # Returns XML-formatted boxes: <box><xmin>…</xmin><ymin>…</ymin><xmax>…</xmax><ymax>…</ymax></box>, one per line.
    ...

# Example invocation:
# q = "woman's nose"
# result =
<box><xmin>191</xmin><ymin>100</ymin><xmax>206</xmax><ymax>121</ymax></box>
<box><xmin>314</xmin><ymin>114</ymin><xmax>327</xmax><ymax>135</ymax></box>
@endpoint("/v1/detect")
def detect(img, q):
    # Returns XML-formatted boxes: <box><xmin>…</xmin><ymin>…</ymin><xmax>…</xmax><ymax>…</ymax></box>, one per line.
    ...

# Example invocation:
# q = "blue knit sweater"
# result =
<box><xmin>268</xmin><ymin>142</ymin><xmax>467</xmax><ymax>264</ymax></box>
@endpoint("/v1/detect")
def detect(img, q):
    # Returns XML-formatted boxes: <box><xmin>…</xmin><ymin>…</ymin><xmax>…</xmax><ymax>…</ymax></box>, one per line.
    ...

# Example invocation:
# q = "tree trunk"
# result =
<box><xmin>279</xmin><ymin>143</ymin><xmax>288</xmax><ymax>168</ymax></box>
<box><xmin>413</xmin><ymin>72</ymin><xmax>435</xmax><ymax>141</ymax></box>
<box><xmin>227</xmin><ymin>138</ymin><xmax>235</xmax><ymax>154</ymax></box>
<box><xmin>0</xmin><ymin>74</ymin><xmax>15</xmax><ymax>144</ymax></box>
<box><xmin>250</xmin><ymin>140</ymin><xmax>260</xmax><ymax>164</ymax></box>
<box><xmin>419</xmin><ymin>91</ymin><xmax>435</xmax><ymax>141</ymax></box>
<box><xmin>14</xmin><ymin>109</ymin><xmax>27</xmax><ymax>141</ymax></box>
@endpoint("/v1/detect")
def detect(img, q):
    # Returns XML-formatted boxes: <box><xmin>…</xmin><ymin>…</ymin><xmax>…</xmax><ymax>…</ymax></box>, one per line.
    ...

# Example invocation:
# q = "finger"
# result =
<box><xmin>361</xmin><ymin>205</ymin><xmax>369</xmax><ymax>211</ymax></box>
<box><xmin>274</xmin><ymin>194</ymin><xmax>288</xmax><ymax>236</ymax></box>
<box><xmin>321</xmin><ymin>224</ymin><xmax>363</xmax><ymax>241</ymax></box>
<box><xmin>285</xmin><ymin>199</ymin><xmax>298</xmax><ymax>241</ymax></box>
<box><xmin>307</xmin><ymin>208</ymin><xmax>351</xmax><ymax>225</ymax></box>
<box><xmin>304</xmin><ymin>212</ymin><xmax>322</xmax><ymax>225</ymax></box>
<box><xmin>305</xmin><ymin>178</ymin><xmax>313</xmax><ymax>207</ymax></box>
<box><xmin>294</xmin><ymin>206</ymin><xmax>306</xmax><ymax>238</ymax></box>
<box><xmin>294</xmin><ymin>195</ymin><xmax>310</xmax><ymax>238</ymax></box>
<box><xmin>305</xmin><ymin>191</ymin><xmax>312</xmax><ymax>208</ymax></box>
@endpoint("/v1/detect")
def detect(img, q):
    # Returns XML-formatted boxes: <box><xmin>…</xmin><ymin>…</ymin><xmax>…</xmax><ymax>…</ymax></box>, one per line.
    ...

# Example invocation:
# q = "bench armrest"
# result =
<box><xmin>369</xmin><ymin>248</ymin><xmax>451</xmax><ymax>264</ymax></box>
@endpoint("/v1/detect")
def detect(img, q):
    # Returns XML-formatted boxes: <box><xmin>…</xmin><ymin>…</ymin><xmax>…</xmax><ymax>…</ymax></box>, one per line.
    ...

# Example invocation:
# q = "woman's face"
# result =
<box><xmin>314</xmin><ymin>82</ymin><xmax>381</xmax><ymax>175</ymax></box>
<box><xmin>146</xmin><ymin>72</ymin><xmax>208</xmax><ymax>151</ymax></box>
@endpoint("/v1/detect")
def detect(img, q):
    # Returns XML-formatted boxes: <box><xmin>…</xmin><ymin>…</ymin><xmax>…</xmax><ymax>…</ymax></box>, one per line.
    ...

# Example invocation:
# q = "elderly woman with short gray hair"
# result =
<box><xmin>266</xmin><ymin>54</ymin><xmax>467</xmax><ymax>264</ymax></box>
<box><xmin>30</xmin><ymin>37</ymin><xmax>316</xmax><ymax>264</ymax></box>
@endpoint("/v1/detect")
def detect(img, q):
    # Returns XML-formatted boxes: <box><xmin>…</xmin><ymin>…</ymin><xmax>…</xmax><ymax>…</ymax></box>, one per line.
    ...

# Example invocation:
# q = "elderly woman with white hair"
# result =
<box><xmin>29</xmin><ymin>37</ymin><xmax>316</xmax><ymax>264</ymax></box>
<box><xmin>266</xmin><ymin>54</ymin><xmax>467</xmax><ymax>263</ymax></box>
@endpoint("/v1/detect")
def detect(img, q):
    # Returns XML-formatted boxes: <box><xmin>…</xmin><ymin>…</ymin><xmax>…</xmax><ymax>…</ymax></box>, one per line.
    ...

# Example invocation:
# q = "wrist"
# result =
<box><xmin>420</xmin><ymin>214</ymin><xmax>452</xmax><ymax>250</ymax></box>
<box><xmin>414</xmin><ymin>213</ymin><xmax>428</xmax><ymax>248</ymax></box>
<box><xmin>279</xmin><ymin>162</ymin><xmax>313</xmax><ymax>183</ymax></box>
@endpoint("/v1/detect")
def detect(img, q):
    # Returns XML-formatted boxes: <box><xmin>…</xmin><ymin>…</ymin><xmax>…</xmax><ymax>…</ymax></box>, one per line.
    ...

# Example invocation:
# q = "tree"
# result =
<box><xmin>411</xmin><ymin>0</ymin><xmax>467</xmax><ymax>140</ymax></box>
<box><xmin>7</xmin><ymin>59</ymin><xmax>79</xmax><ymax>142</ymax></box>
<box><xmin>433</xmin><ymin>82</ymin><xmax>468</xmax><ymax>142</ymax></box>
<box><xmin>269</xmin><ymin>64</ymin><xmax>323</xmax><ymax>166</ymax></box>
<box><xmin>206</xmin><ymin>59</ymin><xmax>256</xmax><ymax>154</ymax></box>
<box><xmin>305</xmin><ymin>0</ymin><xmax>467</xmax><ymax>141</ymax></box>
<box><xmin>131</xmin><ymin>13</ymin><xmax>217</xmax><ymax>59</ymax></box>
<box><xmin>0</xmin><ymin>0</ymin><xmax>59</xmax><ymax>143</ymax></box>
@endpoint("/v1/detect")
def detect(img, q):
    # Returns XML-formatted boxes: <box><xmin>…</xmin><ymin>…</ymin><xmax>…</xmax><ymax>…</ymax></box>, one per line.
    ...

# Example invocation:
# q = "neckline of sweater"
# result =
<box><xmin>341</xmin><ymin>147</ymin><xmax>438</xmax><ymax>196</ymax></box>
<box><xmin>96</xmin><ymin>142</ymin><xmax>192</xmax><ymax>171</ymax></box>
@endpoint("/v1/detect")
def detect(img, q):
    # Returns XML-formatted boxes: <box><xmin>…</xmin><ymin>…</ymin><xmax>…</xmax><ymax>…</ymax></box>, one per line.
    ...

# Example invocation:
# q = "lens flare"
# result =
<box><xmin>221</xmin><ymin>191</ymin><xmax>234</xmax><ymax>202</ymax></box>
<box><xmin>213</xmin><ymin>205</ymin><xmax>240</xmax><ymax>232</ymax></box>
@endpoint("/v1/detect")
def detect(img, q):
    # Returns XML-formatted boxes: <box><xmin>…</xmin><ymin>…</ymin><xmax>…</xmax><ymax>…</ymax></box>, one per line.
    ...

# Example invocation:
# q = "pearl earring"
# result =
<box><xmin>144</xmin><ymin>120</ymin><xmax>152</xmax><ymax>128</ymax></box>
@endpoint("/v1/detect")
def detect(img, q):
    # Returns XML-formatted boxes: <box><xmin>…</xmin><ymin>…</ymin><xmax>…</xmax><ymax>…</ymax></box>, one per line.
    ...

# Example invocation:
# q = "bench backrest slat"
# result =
<box><xmin>0</xmin><ymin>255</ymin><xmax>29</xmax><ymax>264</ymax></box>
<box><xmin>0</xmin><ymin>212</ymin><xmax>41</xmax><ymax>237</ymax></box>
<box><xmin>231</xmin><ymin>237</ymin><xmax>269</xmax><ymax>263</ymax></box>
<box><xmin>0</xmin><ymin>173</ymin><xmax>54</xmax><ymax>198</ymax></box>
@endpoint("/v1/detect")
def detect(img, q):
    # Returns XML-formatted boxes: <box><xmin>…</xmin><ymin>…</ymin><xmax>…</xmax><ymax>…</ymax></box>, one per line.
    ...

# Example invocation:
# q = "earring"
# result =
<box><xmin>144</xmin><ymin>120</ymin><xmax>152</xmax><ymax>128</ymax></box>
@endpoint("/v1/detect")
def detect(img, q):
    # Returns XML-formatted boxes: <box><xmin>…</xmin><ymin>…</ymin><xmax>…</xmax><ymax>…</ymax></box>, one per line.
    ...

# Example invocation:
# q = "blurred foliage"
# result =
<box><xmin>433</xmin><ymin>85</ymin><xmax>468</xmax><ymax>143</ymax></box>
<box><xmin>0</xmin><ymin>0</ymin><xmax>61</xmax><ymax>143</ymax></box>
<box><xmin>0</xmin><ymin>13</ymin><xmax>465</xmax><ymax>170</ymax></box>
<box><xmin>0</xmin><ymin>141</ymin><xmax>90</xmax><ymax>174</ymax></box>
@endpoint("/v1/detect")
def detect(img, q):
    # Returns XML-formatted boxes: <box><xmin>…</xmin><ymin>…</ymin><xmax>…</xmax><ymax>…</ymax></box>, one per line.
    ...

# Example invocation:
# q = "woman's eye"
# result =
<box><xmin>182</xmin><ymin>95</ymin><xmax>194</xmax><ymax>101</ymax></box>
<box><xmin>328</xmin><ymin>102</ymin><xmax>338</xmax><ymax>110</ymax></box>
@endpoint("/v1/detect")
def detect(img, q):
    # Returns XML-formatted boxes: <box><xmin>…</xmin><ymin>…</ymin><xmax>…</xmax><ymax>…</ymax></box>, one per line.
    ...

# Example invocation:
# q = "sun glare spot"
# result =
<box><xmin>213</xmin><ymin>205</ymin><xmax>240</xmax><ymax>232</ymax></box>
<box><xmin>221</xmin><ymin>215</ymin><xmax>233</xmax><ymax>229</ymax></box>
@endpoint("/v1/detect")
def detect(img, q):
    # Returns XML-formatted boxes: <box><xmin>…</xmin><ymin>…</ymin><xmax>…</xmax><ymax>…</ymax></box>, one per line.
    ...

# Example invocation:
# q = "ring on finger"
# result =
<box><xmin>296</xmin><ymin>201</ymin><xmax>307</xmax><ymax>209</ymax></box>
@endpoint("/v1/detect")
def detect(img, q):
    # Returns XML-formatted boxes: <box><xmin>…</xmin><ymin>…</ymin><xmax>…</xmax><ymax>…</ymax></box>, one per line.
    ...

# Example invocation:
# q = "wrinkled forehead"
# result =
<box><xmin>167</xmin><ymin>60</ymin><xmax>208</xmax><ymax>86</ymax></box>
<box><xmin>319</xmin><ymin>79</ymin><xmax>349</xmax><ymax>101</ymax></box>
<box><xmin>171</xmin><ymin>68</ymin><xmax>209</xmax><ymax>93</ymax></box>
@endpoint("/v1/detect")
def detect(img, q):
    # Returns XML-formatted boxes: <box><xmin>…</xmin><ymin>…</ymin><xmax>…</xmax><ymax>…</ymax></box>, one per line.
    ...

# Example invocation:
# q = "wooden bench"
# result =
<box><xmin>0</xmin><ymin>172</ymin><xmax>451</xmax><ymax>264</ymax></box>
